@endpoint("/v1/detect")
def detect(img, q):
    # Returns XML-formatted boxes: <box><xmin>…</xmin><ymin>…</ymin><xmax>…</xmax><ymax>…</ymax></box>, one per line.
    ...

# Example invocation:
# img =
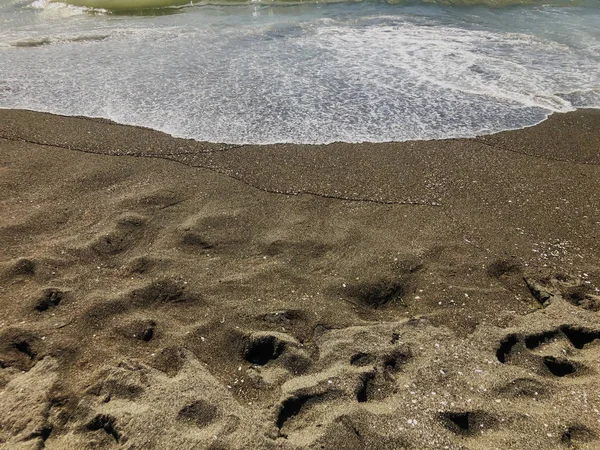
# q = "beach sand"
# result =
<box><xmin>1</xmin><ymin>108</ymin><xmax>599</xmax><ymax>449</ymax></box>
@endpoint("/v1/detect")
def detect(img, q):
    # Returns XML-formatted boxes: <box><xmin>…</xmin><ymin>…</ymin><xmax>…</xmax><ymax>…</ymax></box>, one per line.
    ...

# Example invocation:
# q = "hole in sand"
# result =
<box><xmin>496</xmin><ymin>335</ymin><xmax>518</xmax><ymax>363</ymax></box>
<box><xmin>28</xmin><ymin>424</ymin><xmax>52</xmax><ymax>442</ymax></box>
<box><xmin>383</xmin><ymin>350</ymin><xmax>410</xmax><ymax>372</ymax></box>
<box><xmin>39</xmin><ymin>425</ymin><xmax>52</xmax><ymax>441</ymax></box>
<box><xmin>560</xmin><ymin>325</ymin><xmax>600</xmax><ymax>349</ymax></box>
<box><xmin>244</xmin><ymin>335</ymin><xmax>284</xmax><ymax>366</ymax></box>
<box><xmin>86</xmin><ymin>414</ymin><xmax>120</xmax><ymax>442</ymax></box>
<box><xmin>276</xmin><ymin>393</ymin><xmax>324</xmax><ymax>430</ymax></box>
<box><xmin>543</xmin><ymin>356</ymin><xmax>576</xmax><ymax>377</ymax></box>
<box><xmin>439</xmin><ymin>410</ymin><xmax>494</xmax><ymax>435</ymax></box>
<box><xmin>355</xmin><ymin>372</ymin><xmax>375</xmax><ymax>403</ymax></box>
<box><xmin>441</xmin><ymin>411</ymin><xmax>471</xmax><ymax>433</ymax></box>
<box><xmin>561</xmin><ymin>424</ymin><xmax>597</xmax><ymax>445</ymax></box>
<box><xmin>564</xmin><ymin>286</ymin><xmax>589</xmax><ymax>305</ymax></box>
<box><xmin>524</xmin><ymin>330</ymin><xmax>559</xmax><ymax>350</ymax></box>
<box><xmin>35</xmin><ymin>289</ymin><xmax>64</xmax><ymax>312</ymax></box>
<box><xmin>13</xmin><ymin>340</ymin><xmax>36</xmax><ymax>359</ymax></box>
<box><xmin>140</xmin><ymin>326</ymin><xmax>154</xmax><ymax>342</ymax></box>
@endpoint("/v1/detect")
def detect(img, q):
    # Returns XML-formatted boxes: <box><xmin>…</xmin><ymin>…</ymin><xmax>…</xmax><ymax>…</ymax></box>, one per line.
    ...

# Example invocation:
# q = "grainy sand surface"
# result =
<box><xmin>1</xmin><ymin>109</ymin><xmax>599</xmax><ymax>449</ymax></box>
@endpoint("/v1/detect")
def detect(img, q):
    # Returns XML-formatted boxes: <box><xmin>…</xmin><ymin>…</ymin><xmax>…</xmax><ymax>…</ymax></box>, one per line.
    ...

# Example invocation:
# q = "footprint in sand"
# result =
<box><xmin>34</xmin><ymin>288</ymin><xmax>68</xmax><ymax>312</ymax></box>
<box><xmin>496</xmin><ymin>325</ymin><xmax>600</xmax><ymax>378</ymax></box>
<box><xmin>524</xmin><ymin>273</ymin><xmax>600</xmax><ymax>311</ymax></box>
<box><xmin>89</xmin><ymin>214</ymin><xmax>149</xmax><ymax>256</ymax></box>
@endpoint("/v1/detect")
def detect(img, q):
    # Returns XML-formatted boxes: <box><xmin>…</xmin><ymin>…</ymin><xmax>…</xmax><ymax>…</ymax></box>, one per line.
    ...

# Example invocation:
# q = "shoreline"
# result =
<box><xmin>1</xmin><ymin>108</ymin><xmax>600</xmax><ymax>449</ymax></box>
<box><xmin>0</xmin><ymin>104</ymin><xmax>575</xmax><ymax>146</ymax></box>
<box><xmin>1</xmin><ymin>106</ymin><xmax>598</xmax><ymax>156</ymax></box>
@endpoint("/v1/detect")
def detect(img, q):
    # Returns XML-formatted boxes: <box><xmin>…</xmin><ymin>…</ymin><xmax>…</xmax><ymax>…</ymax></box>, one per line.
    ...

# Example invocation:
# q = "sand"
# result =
<box><xmin>0</xmin><ymin>108</ymin><xmax>599</xmax><ymax>449</ymax></box>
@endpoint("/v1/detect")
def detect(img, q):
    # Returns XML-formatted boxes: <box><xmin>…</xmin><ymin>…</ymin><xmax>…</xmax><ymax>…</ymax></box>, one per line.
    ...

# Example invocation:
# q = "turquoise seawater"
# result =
<box><xmin>0</xmin><ymin>0</ymin><xmax>599</xmax><ymax>143</ymax></box>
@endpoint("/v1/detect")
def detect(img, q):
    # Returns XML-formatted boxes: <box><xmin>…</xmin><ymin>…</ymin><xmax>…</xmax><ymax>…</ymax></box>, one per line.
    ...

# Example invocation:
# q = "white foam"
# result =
<box><xmin>30</xmin><ymin>0</ymin><xmax>102</xmax><ymax>15</ymax></box>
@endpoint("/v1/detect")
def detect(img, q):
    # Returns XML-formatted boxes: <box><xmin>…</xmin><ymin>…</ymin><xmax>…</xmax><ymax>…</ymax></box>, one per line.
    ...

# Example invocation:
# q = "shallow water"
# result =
<box><xmin>0</xmin><ymin>0</ymin><xmax>599</xmax><ymax>144</ymax></box>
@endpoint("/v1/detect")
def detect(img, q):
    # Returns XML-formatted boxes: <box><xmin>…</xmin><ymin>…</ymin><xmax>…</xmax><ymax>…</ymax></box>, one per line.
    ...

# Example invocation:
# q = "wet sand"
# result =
<box><xmin>1</xmin><ymin>108</ymin><xmax>599</xmax><ymax>449</ymax></box>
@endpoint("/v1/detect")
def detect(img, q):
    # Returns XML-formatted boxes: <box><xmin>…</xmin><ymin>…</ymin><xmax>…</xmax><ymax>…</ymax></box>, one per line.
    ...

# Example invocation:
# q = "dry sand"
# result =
<box><xmin>0</xmin><ymin>108</ymin><xmax>599</xmax><ymax>449</ymax></box>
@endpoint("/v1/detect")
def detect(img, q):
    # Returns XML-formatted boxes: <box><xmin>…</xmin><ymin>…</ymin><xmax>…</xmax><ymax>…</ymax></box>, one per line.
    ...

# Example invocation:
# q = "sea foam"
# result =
<box><xmin>0</xmin><ymin>0</ymin><xmax>598</xmax><ymax>144</ymax></box>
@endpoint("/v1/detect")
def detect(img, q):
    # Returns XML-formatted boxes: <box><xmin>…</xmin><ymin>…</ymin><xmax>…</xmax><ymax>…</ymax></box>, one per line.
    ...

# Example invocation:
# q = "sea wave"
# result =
<box><xmin>4</xmin><ymin>0</ymin><xmax>598</xmax><ymax>144</ymax></box>
<box><xmin>45</xmin><ymin>0</ymin><xmax>597</xmax><ymax>12</ymax></box>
